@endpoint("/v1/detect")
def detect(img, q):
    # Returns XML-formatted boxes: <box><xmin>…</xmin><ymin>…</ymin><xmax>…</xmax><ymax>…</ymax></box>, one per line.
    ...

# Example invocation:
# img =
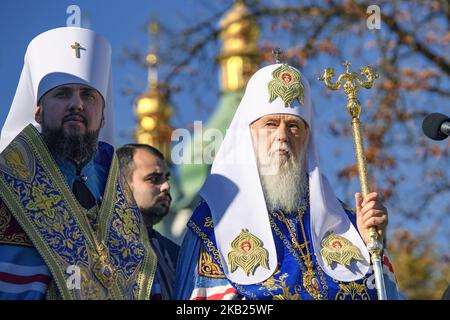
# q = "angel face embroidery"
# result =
<box><xmin>228</xmin><ymin>229</ymin><xmax>269</xmax><ymax>276</ymax></box>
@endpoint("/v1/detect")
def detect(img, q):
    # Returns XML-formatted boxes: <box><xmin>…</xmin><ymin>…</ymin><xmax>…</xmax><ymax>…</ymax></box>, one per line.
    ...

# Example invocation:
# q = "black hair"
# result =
<box><xmin>116</xmin><ymin>143</ymin><xmax>165</xmax><ymax>182</ymax></box>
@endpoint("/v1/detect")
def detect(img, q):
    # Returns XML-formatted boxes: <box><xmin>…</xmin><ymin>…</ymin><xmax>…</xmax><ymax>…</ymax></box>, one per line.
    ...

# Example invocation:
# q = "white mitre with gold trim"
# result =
<box><xmin>199</xmin><ymin>63</ymin><xmax>370</xmax><ymax>285</ymax></box>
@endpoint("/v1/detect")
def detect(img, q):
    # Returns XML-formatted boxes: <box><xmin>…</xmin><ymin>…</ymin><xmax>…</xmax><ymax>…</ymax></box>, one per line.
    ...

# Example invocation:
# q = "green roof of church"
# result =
<box><xmin>173</xmin><ymin>89</ymin><xmax>244</xmax><ymax>212</ymax></box>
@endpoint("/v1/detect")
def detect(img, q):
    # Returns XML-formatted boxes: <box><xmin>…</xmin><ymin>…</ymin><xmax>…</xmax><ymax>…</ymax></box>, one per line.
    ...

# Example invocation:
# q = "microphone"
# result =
<box><xmin>422</xmin><ymin>113</ymin><xmax>450</xmax><ymax>141</ymax></box>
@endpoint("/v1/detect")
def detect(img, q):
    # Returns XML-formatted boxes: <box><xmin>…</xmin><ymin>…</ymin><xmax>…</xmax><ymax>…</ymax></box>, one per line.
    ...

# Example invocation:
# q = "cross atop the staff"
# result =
<box><xmin>272</xmin><ymin>47</ymin><xmax>283</xmax><ymax>64</ymax></box>
<box><xmin>71</xmin><ymin>42</ymin><xmax>86</xmax><ymax>59</ymax></box>
<box><xmin>343</xmin><ymin>60</ymin><xmax>351</xmax><ymax>73</ymax></box>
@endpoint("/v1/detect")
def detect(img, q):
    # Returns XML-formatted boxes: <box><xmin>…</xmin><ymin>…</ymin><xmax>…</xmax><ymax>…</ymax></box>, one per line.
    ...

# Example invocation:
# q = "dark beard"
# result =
<box><xmin>41</xmin><ymin>125</ymin><xmax>100</xmax><ymax>166</ymax></box>
<box><xmin>139</xmin><ymin>205</ymin><xmax>169</xmax><ymax>227</ymax></box>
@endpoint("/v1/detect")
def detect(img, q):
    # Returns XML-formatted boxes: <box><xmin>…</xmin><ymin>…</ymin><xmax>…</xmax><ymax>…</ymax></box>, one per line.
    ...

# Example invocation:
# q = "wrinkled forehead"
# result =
<box><xmin>251</xmin><ymin>113</ymin><xmax>307</xmax><ymax>125</ymax></box>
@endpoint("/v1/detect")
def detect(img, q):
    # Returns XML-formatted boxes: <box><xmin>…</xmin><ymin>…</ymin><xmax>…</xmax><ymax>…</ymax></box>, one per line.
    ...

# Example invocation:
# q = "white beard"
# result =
<box><xmin>257</xmin><ymin>141</ymin><xmax>308</xmax><ymax>213</ymax></box>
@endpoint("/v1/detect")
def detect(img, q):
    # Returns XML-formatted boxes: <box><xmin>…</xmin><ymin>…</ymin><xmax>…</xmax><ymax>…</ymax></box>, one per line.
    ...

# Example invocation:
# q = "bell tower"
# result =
<box><xmin>134</xmin><ymin>21</ymin><xmax>173</xmax><ymax>160</ymax></box>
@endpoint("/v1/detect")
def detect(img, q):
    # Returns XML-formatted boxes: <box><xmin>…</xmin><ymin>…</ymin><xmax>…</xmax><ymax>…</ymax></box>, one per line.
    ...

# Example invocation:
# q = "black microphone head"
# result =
<box><xmin>422</xmin><ymin>113</ymin><xmax>449</xmax><ymax>141</ymax></box>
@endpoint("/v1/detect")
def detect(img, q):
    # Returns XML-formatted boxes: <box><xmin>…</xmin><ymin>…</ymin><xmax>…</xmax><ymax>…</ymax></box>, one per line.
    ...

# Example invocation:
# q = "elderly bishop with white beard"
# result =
<box><xmin>174</xmin><ymin>62</ymin><xmax>401</xmax><ymax>300</ymax></box>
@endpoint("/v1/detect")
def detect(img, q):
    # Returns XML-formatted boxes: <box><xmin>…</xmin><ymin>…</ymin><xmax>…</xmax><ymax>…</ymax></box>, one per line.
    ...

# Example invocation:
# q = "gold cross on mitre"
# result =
<box><xmin>71</xmin><ymin>42</ymin><xmax>86</xmax><ymax>59</ymax></box>
<box><xmin>272</xmin><ymin>47</ymin><xmax>283</xmax><ymax>64</ymax></box>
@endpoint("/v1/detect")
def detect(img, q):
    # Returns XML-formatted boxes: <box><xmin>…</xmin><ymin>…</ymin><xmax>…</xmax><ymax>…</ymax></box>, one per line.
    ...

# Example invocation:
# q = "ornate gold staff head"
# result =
<box><xmin>318</xmin><ymin>61</ymin><xmax>379</xmax><ymax>119</ymax></box>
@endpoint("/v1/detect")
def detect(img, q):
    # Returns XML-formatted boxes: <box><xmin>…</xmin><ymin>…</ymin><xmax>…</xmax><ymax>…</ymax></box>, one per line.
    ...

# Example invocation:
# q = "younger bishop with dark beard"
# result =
<box><xmin>0</xmin><ymin>27</ymin><xmax>156</xmax><ymax>300</ymax></box>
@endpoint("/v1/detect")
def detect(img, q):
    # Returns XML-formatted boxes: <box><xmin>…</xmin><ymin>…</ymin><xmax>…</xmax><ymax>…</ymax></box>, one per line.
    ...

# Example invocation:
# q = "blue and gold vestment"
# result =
<box><xmin>0</xmin><ymin>125</ymin><xmax>157</xmax><ymax>299</ymax></box>
<box><xmin>175</xmin><ymin>199</ymin><xmax>400</xmax><ymax>300</ymax></box>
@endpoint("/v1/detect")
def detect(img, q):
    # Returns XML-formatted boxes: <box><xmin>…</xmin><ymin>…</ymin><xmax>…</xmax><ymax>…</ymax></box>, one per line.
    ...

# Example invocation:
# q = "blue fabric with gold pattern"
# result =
<box><xmin>181</xmin><ymin>195</ymin><xmax>396</xmax><ymax>300</ymax></box>
<box><xmin>0</xmin><ymin>125</ymin><xmax>157</xmax><ymax>300</ymax></box>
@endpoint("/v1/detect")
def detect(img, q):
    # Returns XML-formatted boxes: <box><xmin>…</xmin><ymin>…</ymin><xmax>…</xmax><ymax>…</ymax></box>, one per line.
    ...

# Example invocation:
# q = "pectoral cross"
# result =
<box><xmin>272</xmin><ymin>47</ymin><xmax>283</xmax><ymax>64</ymax></box>
<box><xmin>71</xmin><ymin>42</ymin><xmax>85</xmax><ymax>58</ymax></box>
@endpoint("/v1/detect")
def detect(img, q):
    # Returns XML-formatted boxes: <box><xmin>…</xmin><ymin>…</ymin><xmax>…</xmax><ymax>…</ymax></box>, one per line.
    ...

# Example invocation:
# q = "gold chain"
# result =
<box><xmin>278</xmin><ymin>209</ymin><xmax>324</xmax><ymax>300</ymax></box>
<box><xmin>279</xmin><ymin>210</ymin><xmax>313</xmax><ymax>270</ymax></box>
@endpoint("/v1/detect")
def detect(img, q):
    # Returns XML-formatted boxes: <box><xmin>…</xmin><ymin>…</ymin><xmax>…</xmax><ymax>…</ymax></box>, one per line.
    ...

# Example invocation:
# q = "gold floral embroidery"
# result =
<box><xmin>0</xmin><ymin>201</ymin><xmax>32</xmax><ymax>246</ymax></box>
<box><xmin>2</xmin><ymin>144</ymin><xmax>32</xmax><ymax>181</ymax></box>
<box><xmin>188</xmin><ymin>220</ymin><xmax>223</xmax><ymax>269</ymax></box>
<box><xmin>261</xmin><ymin>270</ymin><xmax>301</xmax><ymax>300</ymax></box>
<box><xmin>25</xmin><ymin>183</ymin><xmax>61</xmax><ymax>219</ymax></box>
<box><xmin>204</xmin><ymin>217</ymin><xmax>214</xmax><ymax>228</ymax></box>
<box><xmin>121</xmin><ymin>179</ymin><xmax>136</xmax><ymax>207</ymax></box>
<box><xmin>198</xmin><ymin>245</ymin><xmax>225</xmax><ymax>279</ymax></box>
<box><xmin>335</xmin><ymin>281</ymin><xmax>370</xmax><ymax>300</ymax></box>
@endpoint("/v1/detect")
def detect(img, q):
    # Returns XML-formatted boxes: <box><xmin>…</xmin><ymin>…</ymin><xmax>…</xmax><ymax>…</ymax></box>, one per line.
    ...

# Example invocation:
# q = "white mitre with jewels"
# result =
<box><xmin>199</xmin><ymin>63</ymin><xmax>370</xmax><ymax>285</ymax></box>
<box><xmin>0</xmin><ymin>27</ymin><xmax>114</xmax><ymax>152</ymax></box>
